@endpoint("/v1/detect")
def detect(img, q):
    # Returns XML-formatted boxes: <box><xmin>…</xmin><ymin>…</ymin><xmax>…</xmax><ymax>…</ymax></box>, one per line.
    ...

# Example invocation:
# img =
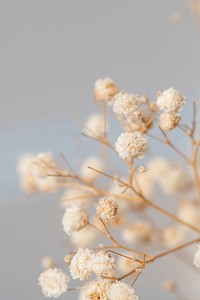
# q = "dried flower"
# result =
<box><xmin>109</xmin><ymin>282</ymin><xmax>139</xmax><ymax>300</ymax></box>
<box><xmin>17</xmin><ymin>152</ymin><xmax>59</xmax><ymax>193</ymax></box>
<box><xmin>69</xmin><ymin>248</ymin><xmax>94</xmax><ymax>281</ymax></box>
<box><xmin>94</xmin><ymin>77</ymin><xmax>117</xmax><ymax>102</ymax></box>
<box><xmin>38</xmin><ymin>268</ymin><xmax>69</xmax><ymax>298</ymax></box>
<box><xmin>156</xmin><ymin>87</ymin><xmax>185</xmax><ymax>113</ymax></box>
<box><xmin>41</xmin><ymin>256</ymin><xmax>54</xmax><ymax>270</ymax></box>
<box><xmin>162</xmin><ymin>226</ymin><xmax>185</xmax><ymax>248</ymax></box>
<box><xmin>159</xmin><ymin>112</ymin><xmax>180</xmax><ymax>131</ymax></box>
<box><xmin>70</xmin><ymin>226</ymin><xmax>96</xmax><ymax>248</ymax></box>
<box><xmin>193</xmin><ymin>245</ymin><xmax>200</xmax><ymax>268</ymax></box>
<box><xmin>163</xmin><ymin>278</ymin><xmax>177</xmax><ymax>292</ymax></box>
<box><xmin>95</xmin><ymin>197</ymin><xmax>119</xmax><ymax>221</ymax></box>
<box><xmin>83</xmin><ymin>113</ymin><xmax>108</xmax><ymax>137</ymax></box>
<box><xmin>79</xmin><ymin>156</ymin><xmax>104</xmax><ymax>181</ymax></box>
<box><xmin>122</xmin><ymin>220</ymin><xmax>154</xmax><ymax>245</ymax></box>
<box><xmin>62</xmin><ymin>205</ymin><xmax>88</xmax><ymax>235</ymax></box>
<box><xmin>85</xmin><ymin>279</ymin><xmax>111</xmax><ymax>299</ymax></box>
<box><xmin>113</xmin><ymin>92</ymin><xmax>139</xmax><ymax>117</ymax></box>
<box><xmin>60</xmin><ymin>188</ymin><xmax>91</xmax><ymax>208</ymax></box>
<box><xmin>177</xmin><ymin>200</ymin><xmax>200</xmax><ymax>229</ymax></box>
<box><xmin>91</xmin><ymin>251</ymin><xmax>116</xmax><ymax>276</ymax></box>
<box><xmin>115</xmin><ymin>132</ymin><xmax>147</xmax><ymax>160</ymax></box>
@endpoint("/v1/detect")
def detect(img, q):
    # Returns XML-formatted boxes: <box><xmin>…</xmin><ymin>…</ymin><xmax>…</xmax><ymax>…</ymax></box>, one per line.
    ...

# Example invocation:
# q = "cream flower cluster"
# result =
<box><xmin>94</xmin><ymin>77</ymin><xmax>117</xmax><ymax>102</ymax></box>
<box><xmin>115</xmin><ymin>132</ymin><xmax>147</xmax><ymax>160</ymax></box>
<box><xmin>95</xmin><ymin>197</ymin><xmax>119</xmax><ymax>221</ymax></box>
<box><xmin>17</xmin><ymin>152</ymin><xmax>60</xmax><ymax>193</ymax></box>
<box><xmin>62</xmin><ymin>204</ymin><xmax>88</xmax><ymax>235</ymax></box>
<box><xmin>69</xmin><ymin>248</ymin><xmax>115</xmax><ymax>280</ymax></box>
<box><xmin>79</xmin><ymin>156</ymin><xmax>105</xmax><ymax>181</ymax></box>
<box><xmin>38</xmin><ymin>268</ymin><xmax>69</xmax><ymax>298</ymax></box>
<box><xmin>84</xmin><ymin>113</ymin><xmax>109</xmax><ymax>138</ymax></box>
<box><xmin>109</xmin><ymin>282</ymin><xmax>139</xmax><ymax>300</ymax></box>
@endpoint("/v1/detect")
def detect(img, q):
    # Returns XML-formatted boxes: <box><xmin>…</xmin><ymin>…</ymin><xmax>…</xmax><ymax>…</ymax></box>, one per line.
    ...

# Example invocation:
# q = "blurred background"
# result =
<box><xmin>0</xmin><ymin>0</ymin><xmax>200</xmax><ymax>299</ymax></box>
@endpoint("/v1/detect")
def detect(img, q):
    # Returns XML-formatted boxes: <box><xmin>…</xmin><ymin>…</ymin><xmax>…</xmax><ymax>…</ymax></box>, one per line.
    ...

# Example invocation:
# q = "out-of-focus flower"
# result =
<box><xmin>62</xmin><ymin>205</ymin><xmax>88</xmax><ymax>235</ymax></box>
<box><xmin>60</xmin><ymin>188</ymin><xmax>91</xmax><ymax>208</ymax></box>
<box><xmin>118</xmin><ymin>253</ymin><xmax>141</xmax><ymax>274</ymax></box>
<box><xmin>83</xmin><ymin>113</ymin><xmax>109</xmax><ymax>138</ymax></box>
<box><xmin>69</xmin><ymin>248</ymin><xmax>94</xmax><ymax>281</ymax></box>
<box><xmin>38</xmin><ymin>268</ymin><xmax>69</xmax><ymax>298</ymax></box>
<box><xmin>41</xmin><ymin>256</ymin><xmax>54</xmax><ymax>270</ymax></box>
<box><xmin>109</xmin><ymin>282</ymin><xmax>139</xmax><ymax>300</ymax></box>
<box><xmin>159</xmin><ymin>112</ymin><xmax>180</xmax><ymax>131</ymax></box>
<box><xmin>94</xmin><ymin>77</ymin><xmax>117</xmax><ymax>102</ymax></box>
<box><xmin>95</xmin><ymin>197</ymin><xmax>119</xmax><ymax>221</ymax></box>
<box><xmin>163</xmin><ymin>278</ymin><xmax>177</xmax><ymax>292</ymax></box>
<box><xmin>162</xmin><ymin>226</ymin><xmax>185</xmax><ymax>248</ymax></box>
<box><xmin>115</xmin><ymin>132</ymin><xmax>147</xmax><ymax>160</ymax></box>
<box><xmin>122</xmin><ymin>220</ymin><xmax>154</xmax><ymax>245</ymax></box>
<box><xmin>70</xmin><ymin>226</ymin><xmax>96</xmax><ymax>248</ymax></box>
<box><xmin>79</xmin><ymin>156</ymin><xmax>104</xmax><ymax>181</ymax></box>
<box><xmin>17</xmin><ymin>152</ymin><xmax>60</xmax><ymax>193</ymax></box>
<box><xmin>156</xmin><ymin>87</ymin><xmax>185</xmax><ymax>113</ymax></box>
<box><xmin>177</xmin><ymin>200</ymin><xmax>200</xmax><ymax>229</ymax></box>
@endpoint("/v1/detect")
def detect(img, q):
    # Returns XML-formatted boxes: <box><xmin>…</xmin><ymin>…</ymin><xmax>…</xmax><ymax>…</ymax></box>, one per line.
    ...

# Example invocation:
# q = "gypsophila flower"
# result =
<box><xmin>79</xmin><ymin>156</ymin><xmax>104</xmax><ymax>181</ymax></box>
<box><xmin>109</xmin><ymin>282</ymin><xmax>139</xmax><ymax>300</ymax></box>
<box><xmin>159</xmin><ymin>112</ymin><xmax>180</xmax><ymax>131</ymax></box>
<box><xmin>85</xmin><ymin>279</ymin><xmax>111</xmax><ymax>300</ymax></box>
<box><xmin>62</xmin><ymin>205</ymin><xmax>88</xmax><ymax>235</ymax></box>
<box><xmin>38</xmin><ymin>268</ymin><xmax>69</xmax><ymax>298</ymax></box>
<box><xmin>83</xmin><ymin>113</ymin><xmax>109</xmax><ymax>137</ymax></box>
<box><xmin>162</xmin><ymin>226</ymin><xmax>185</xmax><ymax>248</ymax></box>
<box><xmin>113</xmin><ymin>92</ymin><xmax>139</xmax><ymax>117</ymax></box>
<box><xmin>70</xmin><ymin>226</ymin><xmax>96</xmax><ymax>248</ymax></box>
<box><xmin>60</xmin><ymin>188</ymin><xmax>91</xmax><ymax>208</ymax></box>
<box><xmin>90</xmin><ymin>251</ymin><xmax>116</xmax><ymax>276</ymax></box>
<box><xmin>115</xmin><ymin>132</ymin><xmax>147</xmax><ymax>160</ymax></box>
<box><xmin>17</xmin><ymin>152</ymin><xmax>60</xmax><ymax>193</ymax></box>
<box><xmin>177</xmin><ymin>200</ymin><xmax>200</xmax><ymax>230</ymax></box>
<box><xmin>122</xmin><ymin>220</ymin><xmax>154</xmax><ymax>245</ymax></box>
<box><xmin>41</xmin><ymin>256</ymin><xmax>54</xmax><ymax>270</ymax></box>
<box><xmin>95</xmin><ymin>197</ymin><xmax>119</xmax><ymax>221</ymax></box>
<box><xmin>163</xmin><ymin>279</ymin><xmax>177</xmax><ymax>292</ymax></box>
<box><xmin>156</xmin><ymin>87</ymin><xmax>185</xmax><ymax>113</ymax></box>
<box><xmin>69</xmin><ymin>248</ymin><xmax>94</xmax><ymax>281</ymax></box>
<box><xmin>193</xmin><ymin>245</ymin><xmax>200</xmax><ymax>268</ymax></box>
<box><xmin>94</xmin><ymin>77</ymin><xmax>117</xmax><ymax>102</ymax></box>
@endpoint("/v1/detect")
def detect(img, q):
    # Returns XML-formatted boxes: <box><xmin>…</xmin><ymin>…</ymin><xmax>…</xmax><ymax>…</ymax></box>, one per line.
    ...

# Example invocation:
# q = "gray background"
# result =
<box><xmin>0</xmin><ymin>0</ymin><xmax>200</xmax><ymax>299</ymax></box>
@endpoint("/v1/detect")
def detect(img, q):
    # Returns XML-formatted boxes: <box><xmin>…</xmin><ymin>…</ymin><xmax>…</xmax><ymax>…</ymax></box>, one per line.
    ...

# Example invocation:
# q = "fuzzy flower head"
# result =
<box><xmin>156</xmin><ymin>87</ymin><xmax>185</xmax><ymax>113</ymax></box>
<box><xmin>38</xmin><ymin>268</ymin><xmax>69</xmax><ymax>298</ymax></box>
<box><xmin>109</xmin><ymin>282</ymin><xmax>139</xmax><ymax>300</ymax></box>
<box><xmin>193</xmin><ymin>245</ymin><xmax>200</xmax><ymax>268</ymax></box>
<box><xmin>91</xmin><ymin>251</ymin><xmax>116</xmax><ymax>276</ymax></box>
<box><xmin>17</xmin><ymin>152</ymin><xmax>59</xmax><ymax>193</ymax></box>
<box><xmin>162</xmin><ymin>226</ymin><xmax>185</xmax><ymax>248</ymax></box>
<box><xmin>60</xmin><ymin>188</ymin><xmax>91</xmax><ymax>208</ymax></box>
<box><xmin>62</xmin><ymin>204</ymin><xmax>88</xmax><ymax>235</ymax></box>
<box><xmin>79</xmin><ymin>156</ymin><xmax>105</xmax><ymax>182</ymax></box>
<box><xmin>95</xmin><ymin>197</ymin><xmax>119</xmax><ymax>221</ymax></box>
<box><xmin>115</xmin><ymin>132</ymin><xmax>147</xmax><ymax>160</ymax></box>
<box><xmin>113</xmin><ymin>92</ymin><xmax>139</xmax><ymax>117</ymax></box>
<box><xmin>85</xmin><ymin>279</ymin><xmax>111</xmax><ymax>300</ymax></box>
<box><xmin>83</xmin><ymin>113</ymin><xmax>109</xmax><ymax>138</ymax></box>
<box><xmin>94</xmin><ymin>77</ymin><xmax>117</xmax><ymax>102</ymax></box>
<box><xmin>69</xmin><ymin>248</ymin><xmax>94</xmax><ymax>281</ymax></box>
<box><xmin>159</xmin><ymin>112</ymin><xmax>180</xmax><ymax>131</ymax></box>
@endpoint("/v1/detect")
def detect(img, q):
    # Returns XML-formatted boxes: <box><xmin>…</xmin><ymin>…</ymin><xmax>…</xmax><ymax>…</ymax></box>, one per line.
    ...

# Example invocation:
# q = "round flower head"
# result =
<box><xmin>193</xmin><ymin>245</ymin><xmax>200</xmax><ymax>268</ymax></box>
<box><xmin>69</xmin><ymin>248</ymin><xmax>94</xmax><ymax>281</ymax></box>
<box><xmin>85</xmin><ymin>279</ymin><xmax>111</xmax><ymax>300</ymax></box>
<box><xmin>109</xmin><ymin>282</ymin><xmax>139</xmax><ymax>300</ymax></box>
<box><xmin>94</xmin><ymin>77</ymin><xmax>117</xmax><ymax>102</ymax></box>
<box><xmin>159</xmin><ymin>112</ymin><xmax>180</xmax><ymax>131</ymax></box>
<box><xmin>95</xmin><ymin>197</ymin><xmax>119</xmax><ymax>221</ymax></box>
<box><xmin>79</xmin><ymin>156</ymin><xmax>104</xmax><ymax>181</ymax></box>
<box><xmin>156</xmin><ymin>87</ymin><xmax>185</xmax><ymax>113</ymax></box>
<box><xmin>122</xmin><ymin>220</ymin><xmax>153</xmax><ymax>245</ymax></box>
<box><xmin>113</xmin><ymin>92</ymin><xmax>139</xmax><ymax>117</ymax></box>
<box><xmin>62</xmin><ymin>204</ymin><xmax>88</xmax><ymax>235</ymax></box>
<box><xmin>162</xmin><ymin>226</ymin><xmax>185</xmax><ymax>248</ymax></box>
<box><xmin>38</xmin><ymin>268</ymin><xmax>69</xmax><ymax>298</ymax></box>
<box><xmin>17</xmin><ymin>152</ymin><xmax>59</xmax><ymax>193</ymax></box>
<box><xmin>83</xmin><ymin>113</ymin><xmax>109</xmax><ymax>138</ymax></box>
<box><xmin>115</xmin><ymin>132</ymin><xmax>147</xmax><ymax>160</ymax></box>
<box><xmin>70</xmin><ymin>226</ymin><xmax>96</xmax><ymax>248</ymax></box>
<box><xmin>91</xmin><ymin>251</ymin><xmax>116</xmax><ymax>276</ymax></box>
